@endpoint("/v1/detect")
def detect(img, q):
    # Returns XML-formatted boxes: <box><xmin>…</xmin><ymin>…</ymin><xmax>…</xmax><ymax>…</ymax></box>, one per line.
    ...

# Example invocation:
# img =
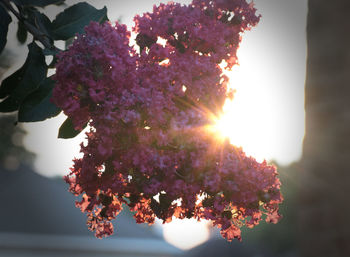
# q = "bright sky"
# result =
<box><xmin>19</xmin><ymin>0</ymin><xmax>308</xmax><ymax>250</ymax></box>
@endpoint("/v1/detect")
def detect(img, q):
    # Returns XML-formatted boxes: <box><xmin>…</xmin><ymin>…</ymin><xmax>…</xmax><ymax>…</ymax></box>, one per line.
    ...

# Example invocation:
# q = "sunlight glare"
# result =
<box><xmin>213</xmin><ymin>35</ymin><xmax>305</xmax><ymax>164</ymax></box>
<box><xmin>161</xmin><ymin>218</ymin><xmax>211</xmax><ymax>250</ymax></box>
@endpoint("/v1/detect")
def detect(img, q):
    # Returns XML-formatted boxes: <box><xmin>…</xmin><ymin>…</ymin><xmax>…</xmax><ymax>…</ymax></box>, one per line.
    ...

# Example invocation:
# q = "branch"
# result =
<box><xmin>0</xmin><ymin>0</ymin><xmax>59</xmax><ymax>51</ymax></box>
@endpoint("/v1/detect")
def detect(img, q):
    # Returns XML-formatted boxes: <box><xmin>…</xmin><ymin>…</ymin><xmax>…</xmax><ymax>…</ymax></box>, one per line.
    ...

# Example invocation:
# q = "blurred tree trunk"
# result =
<box><xmin>299</xmin><ymin>1</ymin><xmax>350</xmax><ymax>256</ymax></box>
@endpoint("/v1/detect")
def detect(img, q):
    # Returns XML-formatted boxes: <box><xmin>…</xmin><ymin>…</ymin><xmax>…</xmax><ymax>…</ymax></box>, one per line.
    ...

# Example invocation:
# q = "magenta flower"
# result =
<box><xmin>52</xmin><ymin>0</ymin><xmax>282</xmax><ymax>241</ymax></box>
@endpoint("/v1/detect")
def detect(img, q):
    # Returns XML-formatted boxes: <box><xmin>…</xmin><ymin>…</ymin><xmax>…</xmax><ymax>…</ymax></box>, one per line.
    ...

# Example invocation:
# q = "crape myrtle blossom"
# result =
<box><xmin>52</xmin><ymin>0</ymin><xmax>283</xmax><ymax>241</ymax></box>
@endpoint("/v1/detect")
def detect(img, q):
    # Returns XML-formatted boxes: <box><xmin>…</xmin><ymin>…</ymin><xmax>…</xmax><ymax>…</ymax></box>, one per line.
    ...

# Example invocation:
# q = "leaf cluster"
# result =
<box><xmin>0</xmin><ymin>0</ymin><xmax>108</xmax><ymax>137</ymax></box>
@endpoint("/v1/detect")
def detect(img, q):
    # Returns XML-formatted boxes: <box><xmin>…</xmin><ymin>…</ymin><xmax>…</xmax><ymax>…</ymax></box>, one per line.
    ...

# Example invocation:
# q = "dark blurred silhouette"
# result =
<box><xmin>0</xmin><ymin>114</ymin><xmax>35</xmax><ymax>170</ymax></box>
<box><xmin>299</xmin><ymin>1</ymin><xmax>350</xmax><ymax>256</ymax></box>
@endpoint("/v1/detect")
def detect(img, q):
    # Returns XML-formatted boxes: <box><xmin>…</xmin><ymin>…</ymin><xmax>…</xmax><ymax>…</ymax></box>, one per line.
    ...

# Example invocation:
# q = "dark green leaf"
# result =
<box><xmin>51</xmin><ymin>2</ymin><xmax>108</xmax><ymax>40</ymax></box>
<box><xmin>0</xmin><ymin>96</ymin><xmax>21</xmax><ymax>112</ymax></box>
<box><xmin>0</xmin><ymin>67</ymin><xmax>25</xmax><ymax>99</ymax></box>
<box><xmin>18</xmin><ymin>77</ymin><xmax>61</xmax><ymax>122</ymax></box>
<box><xmin>58</xmin><ymin>117</ymin><xmax>86</xmax><ymax>139</ymax></box>
<box><xmin>15</xmin><ymin>0</ymin><xmax>65</xmax><ymax>7</ymax></box>
<box><xmin>16</xmin><ymin>21</ymin><xmax>28</xmax><ymax>44</ymax></box>
<box><xmin>0</xmin><ymin>43</ymin><xmax>47</xmax><ymax>112</ymax></box>
<box><xmin>27</xmin><ymin>9</ymin><xmax>53</xmax><ymax>39</ymax></box>
<box><xmin>0</xmin><ymin>5</ymin><xmax>12</xmax><ymax>54</ymax></box>
<box><xmin>42</xmin><ymin>47</ymin><xmax>60</xmax><ymax>56</ymax></box>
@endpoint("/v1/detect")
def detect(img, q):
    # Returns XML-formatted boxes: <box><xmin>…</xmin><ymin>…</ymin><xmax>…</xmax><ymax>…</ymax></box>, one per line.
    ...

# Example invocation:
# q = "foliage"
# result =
<box><xmin>0</xmin><ymin>0</ymin><xmax>283</xmax><ymax>241</ymax></box>
<box><xmin>0</xmin><ymin>0</ymin><xmax>107</xmax><ymax>124</ymax></box>
<box><xmin>0</xmin><ymin>3</ymin><xmax>11</xmax><ymax>53</ymax></box>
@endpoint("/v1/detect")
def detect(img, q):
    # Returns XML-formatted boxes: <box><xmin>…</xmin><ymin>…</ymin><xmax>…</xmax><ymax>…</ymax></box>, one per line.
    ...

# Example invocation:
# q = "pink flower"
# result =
<box><xmin>53</xmin><ymin>0</ymin><xmax>282</xmax><ymax>241</ymax></box>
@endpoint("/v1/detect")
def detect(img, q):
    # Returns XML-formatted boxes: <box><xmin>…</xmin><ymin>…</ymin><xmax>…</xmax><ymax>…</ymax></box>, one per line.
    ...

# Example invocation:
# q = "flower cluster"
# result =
<box><xmin>52</xmin><ymin>0</ymin><xmax>282</xmax><ymax>241</ymax></box>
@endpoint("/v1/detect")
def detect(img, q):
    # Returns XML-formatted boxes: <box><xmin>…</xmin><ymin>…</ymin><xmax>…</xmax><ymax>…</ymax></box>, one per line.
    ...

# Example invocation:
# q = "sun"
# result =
<box><xmin>211</xmin><ymin>40</ymin><xmax>305</xmax><ymax>165</ymax></box>
<box><xmin>211</xmin><ymin>69</ymin><xmax>271</xmax><ymax>162</ymax></box>
<box><xmin>212</xmin><ymin>61</ymin><xmax>279</xmax><ymax>163</ymax></box>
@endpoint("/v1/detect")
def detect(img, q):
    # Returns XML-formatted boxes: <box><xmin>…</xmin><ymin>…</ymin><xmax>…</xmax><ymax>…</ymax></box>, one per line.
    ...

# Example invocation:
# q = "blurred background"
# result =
<box><xmin>1</xmin><ymin>0</ymin><xmax>349</xmax><ymax>256</ymax></box>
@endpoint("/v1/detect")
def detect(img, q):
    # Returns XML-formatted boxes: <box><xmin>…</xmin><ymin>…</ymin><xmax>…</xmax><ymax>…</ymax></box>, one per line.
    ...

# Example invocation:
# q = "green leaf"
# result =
<box><xmin>0</xmin><ymin>43</ymin><xmax>47</xmax><ymax>112</ymax></box>
<box><xmin>42</xmin><ymin>47</ymin><xmax>60</xmax><ymax>56</ymax></box>
<box><xmin>58</xmin><ymin>117</ymin><xmax>86</xmax><ymax>139</ymax></box>
<box><xmin>27</xmin><ymin>9</ymin><xmax>54</xmax><ymax>39</ymax></box>
<box><xmin>18</xmin><ymin>77</ymin><xmax>61</xmax><ymax>122</ymax></box>
<box><xmin>15</xmin><ymin>0</ymin><xmax>65</xmax><ymax>7</ymax></box>
<box><xmin>51</xmin><ymin>2</ymin><xmax>108</xmax><ymax>40</ymax></box>
<box><xmin>0</xmin><ymin>96</ymin><xmax>21</xmax><ymax>112</ymax></box>
<box><xmin>16</xmin><ymin>21</ymin><xmax>28</xmax><ymax>44</ymax></box>
<box><xmin>0</xmin><ymin>5</ymin><xmax>12</xmax><ymax>54</ymax></box>
<box><xmin>0</xmin><ymin>67</ymin><xmax>25</xmax><ymax>99</ymax></box>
